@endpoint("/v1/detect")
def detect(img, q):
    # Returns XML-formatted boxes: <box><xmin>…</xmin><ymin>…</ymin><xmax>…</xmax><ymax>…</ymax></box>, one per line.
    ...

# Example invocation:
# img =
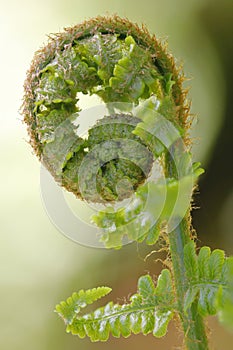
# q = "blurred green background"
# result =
<box><xmin>0</xmin><ymin>0</ymin><xmax>232</xmax><ymax>349</ymax></box>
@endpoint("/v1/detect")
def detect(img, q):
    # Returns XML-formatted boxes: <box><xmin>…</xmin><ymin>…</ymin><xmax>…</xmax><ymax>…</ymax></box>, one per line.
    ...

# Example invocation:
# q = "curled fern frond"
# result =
<box><xmin>22</xmin><ymin>16</ymin><xmax>188</xmax><ymax>204</ymax></box>
<box><xmin>55</xmin><ymin>270</ymin><xmax>175</xmax><ymax>341</ymax></box>
<box><xmin>184</xmin><ymin>241</ymin><xmax>233</xmax><ymax>321</ymax></box>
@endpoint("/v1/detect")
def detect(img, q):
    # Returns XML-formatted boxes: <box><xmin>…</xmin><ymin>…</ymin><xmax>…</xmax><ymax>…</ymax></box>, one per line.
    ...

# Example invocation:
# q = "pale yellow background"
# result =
<box><xmin>0</xmin><ymin>0</ymin><xmax>232</xmax><ymax>349</ymax></box>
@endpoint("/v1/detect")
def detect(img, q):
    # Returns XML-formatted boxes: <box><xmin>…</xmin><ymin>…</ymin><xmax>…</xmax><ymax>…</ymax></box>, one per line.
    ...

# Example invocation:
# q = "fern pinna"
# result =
<box><xmin>56</xmin><ymin>271</ymin><xmax>174</xmax><ymax>340</ymax></box>
<box><xmin>55</xmin><ymin>251</ymin><xmax>232</xmax><ymax>342</ymax></box>
<box><xmin>22</xmin><ymin>16</ymin><xmax>233</xmax><ymax>350</ymax></box>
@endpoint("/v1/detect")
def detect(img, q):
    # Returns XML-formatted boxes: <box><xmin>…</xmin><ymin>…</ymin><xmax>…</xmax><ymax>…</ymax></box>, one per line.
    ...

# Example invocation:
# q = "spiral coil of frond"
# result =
<box><xmin>22</xmin><ymin>16</ymin><xmax>188</xmax><ymax>204</ymax></box>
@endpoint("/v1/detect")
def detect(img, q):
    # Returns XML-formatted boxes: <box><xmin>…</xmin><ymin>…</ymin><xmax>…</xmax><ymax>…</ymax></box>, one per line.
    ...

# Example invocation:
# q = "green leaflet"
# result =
<box><xmin>42</xmin><ymin>118</ymin><xmax>85</xmax><ymax>176</ymax></box>
<box><xmin>55</xmin><ymin>287</ymin><xmax>112</xmax><ymax>325</ymax></box>
<box><xmin>106</xmin><ymin>36</ymin><xmax>160</xmax><ymax>103</ymax></box>
<box><xmin>184</xmin><ymin>242</ymin><xmax>233</xmax><ymax>321</ymax></box>
<box><xmin>56</xmin><ymin>271</ymin><xmax>175</xmax><ymax>341</ymax></box>
<box><xmin>133</xmin><ymin>105</ymin><xmax>183</xmax><ymax>156</ymax></box>
<box><xmin>92</xmin><ymin>162</ymin><xmax>204</xmax><ymax>249</ymax></box>
<box><xmin>162</xmin><ymin>73</ymin><xmax>176</xmax><ymax>95</ymax></box>
<box><xmin>216</xmin><ymin>257</ymin><xmax>233</xmax><ymax>329</ymax></box>
<box><xmin>78</xmin><ymin>33</ymin><xmax>125</xmax><ymax>84</ymax></box>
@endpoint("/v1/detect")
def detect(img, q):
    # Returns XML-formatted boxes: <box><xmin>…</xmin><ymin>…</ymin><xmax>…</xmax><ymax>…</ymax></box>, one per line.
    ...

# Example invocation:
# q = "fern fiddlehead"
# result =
<box><xmin>23</xmin><ymin>16</ymin><xmax>187</xmax><ymax>203</ymax></box>
<box><xmin>23</xmin><ymin>16</ymin><xmax>233</xmax><ymax>349</ymax></box>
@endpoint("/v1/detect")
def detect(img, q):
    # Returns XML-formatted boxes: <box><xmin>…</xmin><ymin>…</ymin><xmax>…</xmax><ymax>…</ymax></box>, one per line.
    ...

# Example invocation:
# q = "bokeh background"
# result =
<box><xmin>0</xmin><ymin>0</ymin><xmax>232</xmax><ymax>349</ymax></box>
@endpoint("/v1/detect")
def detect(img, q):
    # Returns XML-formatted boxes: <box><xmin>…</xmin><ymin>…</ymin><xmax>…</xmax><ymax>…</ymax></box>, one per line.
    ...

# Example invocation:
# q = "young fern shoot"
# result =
<box><xmin>22</xmin><ymin>16</ymin><xmax>233</xmax><ymax>350</ymax></box>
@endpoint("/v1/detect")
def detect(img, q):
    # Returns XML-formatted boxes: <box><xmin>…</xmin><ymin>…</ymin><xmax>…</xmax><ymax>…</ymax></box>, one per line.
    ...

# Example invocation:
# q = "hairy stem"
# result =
<box><xmin>168</xmin><ymin>218</ymin><xmax>209</xmax><ymax>349</ymax></box>
<box><xmin>163</xmin><ymin>121</ymin><xmax>209</xmax><ymax>349</ymax></box>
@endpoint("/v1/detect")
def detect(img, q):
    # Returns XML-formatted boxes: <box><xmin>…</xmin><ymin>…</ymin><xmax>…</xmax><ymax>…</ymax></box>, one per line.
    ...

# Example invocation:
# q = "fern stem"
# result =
<box><xmin>23</xmin><ymin>15</ymin><xmax>225</xmax><ymax>347</ymax></box>
<box><xmin>168</xmin><ymin>217</ymin><xmax>209</xmax><ymax>349</ymax></box>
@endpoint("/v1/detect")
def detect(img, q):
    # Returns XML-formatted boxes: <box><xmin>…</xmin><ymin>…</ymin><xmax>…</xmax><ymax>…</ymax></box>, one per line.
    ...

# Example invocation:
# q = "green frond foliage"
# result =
<box><xmin>216</xmin><ymin>257</ymin><xmax>233</xmax><ymax>329</ymax></box>
<box><xmin>92</xmin><ymin>162</ymin><xmax>204</xmax><ymax>249</ymax></box>
<box><xmin>56</xmin><ymin>271</ymin><xmax>175</xmax><ymax>341</ymax></box>
<box><xmin>184</xmin><ymin>242</ymin><xmax>233</xmax><ymax>323</ymax></box>
<box><xmin>55</xmin><ymin>287</ymin><xmax>112</xmax><ymax>325</ymax></box>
